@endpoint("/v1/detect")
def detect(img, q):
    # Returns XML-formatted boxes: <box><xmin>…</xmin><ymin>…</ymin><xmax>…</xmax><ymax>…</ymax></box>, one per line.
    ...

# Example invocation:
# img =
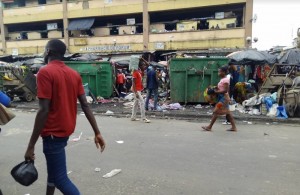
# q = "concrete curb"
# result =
<box><xmin>15</xmin><ymin>105</ymin><xmax>300</xmax><ymax>125</ymax></box>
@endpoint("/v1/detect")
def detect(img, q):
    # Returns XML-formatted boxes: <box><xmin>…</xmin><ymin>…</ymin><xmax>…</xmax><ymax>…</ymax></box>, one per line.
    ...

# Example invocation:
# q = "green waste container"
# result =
<box><xmin>170</xmin><ymin>58</ymin><xmax>229</xmax><ymax>104</ymax></box>
<box><xmin>65</xmin><ymin>61</ymin><xmax>113</xmax><ymax>98</ymax></box>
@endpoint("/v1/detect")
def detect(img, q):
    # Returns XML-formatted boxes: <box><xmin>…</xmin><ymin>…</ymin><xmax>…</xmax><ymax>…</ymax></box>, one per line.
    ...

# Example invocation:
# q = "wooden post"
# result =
<box><xmin>0</xmin><ymin>3</ymin><xmax>7</xmax><ymax>54</ymax></box>
<box><xmin>143</xmin><ymin>0</ymin><xmax>149</xmax><ymax>52</ymax></box>
<box><xmin>244</xmin><ymin>0</ymin><xmax>254</xmax><ymax>48</ymax></box>
<box><xmin>63</xmin><ymin>0</ymin><xmax>69</xmax><ymax>50</ymax></box>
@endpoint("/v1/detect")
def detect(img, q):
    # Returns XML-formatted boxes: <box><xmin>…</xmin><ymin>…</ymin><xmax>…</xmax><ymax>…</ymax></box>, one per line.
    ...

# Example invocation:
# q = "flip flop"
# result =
<box><xmin>226</xmin><ymin>129</ymin><xmax>237</xmax><ymax>132</ymax></box>
<box><xmin>202</xmin><ymin>126</ymin><xmax>212</xmax><ymax>131</ymax></box>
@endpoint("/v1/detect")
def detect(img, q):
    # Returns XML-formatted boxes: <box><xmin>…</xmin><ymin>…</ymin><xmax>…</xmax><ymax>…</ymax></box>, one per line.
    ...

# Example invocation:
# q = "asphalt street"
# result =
<box><xmin>0</xmin><ymin>111</ymin><xmax>300</xmax><ymax>195</ymax></box>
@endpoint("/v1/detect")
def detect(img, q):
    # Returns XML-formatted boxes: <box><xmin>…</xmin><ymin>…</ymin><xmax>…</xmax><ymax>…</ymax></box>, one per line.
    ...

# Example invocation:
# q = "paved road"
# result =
<box><xmin>0</xmin><ymin>111</ymin><xmax>300</xmax><ymax>195</ymax></box>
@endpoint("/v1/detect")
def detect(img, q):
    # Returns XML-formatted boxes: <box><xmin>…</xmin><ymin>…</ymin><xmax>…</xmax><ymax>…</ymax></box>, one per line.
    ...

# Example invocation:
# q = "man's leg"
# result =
<box><xmin>145</xmin><ymin>89</ymin><xmax>151</xmax><ymax>111</ymax></box>
<box><xmin>43</xmin><ymin>137</ymin><xmax>80</xmax><ymax>195</ymax></box>
<box><xmin>153</xmin><ymin>89</ymin><xmax>159</xmax><ymax>110</ymax></box>
<box><xmin>131</xmin><ymin>94</ymin><xmax>139</xmax><ymax>119</ymax></box>
<box><xmin>137</xmin><ymin>91</ymin><xmax>146</xmax><ymax>119</ymax></box>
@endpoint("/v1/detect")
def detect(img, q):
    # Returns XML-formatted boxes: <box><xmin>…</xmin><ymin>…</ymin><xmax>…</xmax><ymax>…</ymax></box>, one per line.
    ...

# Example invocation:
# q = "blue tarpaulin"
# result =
<box><xmin>67</xmin><ymin>18</ymin><xmax>95</xmax><ymax>31</ymax></box>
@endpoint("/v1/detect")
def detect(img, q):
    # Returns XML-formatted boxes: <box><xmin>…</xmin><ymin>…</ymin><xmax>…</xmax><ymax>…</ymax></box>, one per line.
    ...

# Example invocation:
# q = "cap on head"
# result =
<box><xmin>46</xmin><ymin>39</ymin><xmax>66</xmax><ymax>57</ymax></box>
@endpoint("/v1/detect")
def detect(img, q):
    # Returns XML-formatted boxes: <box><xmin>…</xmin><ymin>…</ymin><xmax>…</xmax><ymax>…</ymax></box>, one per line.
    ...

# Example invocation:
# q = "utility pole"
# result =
<box><xmin>143</xmin><ymin>0</ymin><xmax>149</xmax><ymax>52</ymax></box>
<box><xmin>0</xmin><ymin>2</ymin><xmax>7</xmax><ymax>54</ymax></box>
<box><xmin>63</xmin><ymin>0</ymin><xmax>69</xmax><ymax>50</ymax></box>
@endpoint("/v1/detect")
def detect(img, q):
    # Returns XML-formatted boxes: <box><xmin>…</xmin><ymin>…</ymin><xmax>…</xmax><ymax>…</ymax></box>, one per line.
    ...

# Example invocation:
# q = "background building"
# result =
<box><xmin>0</xmin><ymin>0</ymin><xmax>253</xmax><ymax>56</ymax></box>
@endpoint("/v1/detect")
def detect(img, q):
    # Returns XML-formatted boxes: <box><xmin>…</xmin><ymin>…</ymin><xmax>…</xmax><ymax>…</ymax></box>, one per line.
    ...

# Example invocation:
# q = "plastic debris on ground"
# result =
<box><xmin>67</xmin><ymin>171</ymin><xmax>72</xmax><ymax>175</ymax></box>
<box><xmin>102</xmin><ymin>169</ymin><xmax>122</xmax><ymax>178</ymax></box>
<box><xmin>86</xmin><ymin>96</ymin><xmax>93</xmax><ymax>104</ymax></box>
<box><xmin>72</xmin><ymin>132</ymin><xmax>82</xmax><ymax>142</ymax></box>
<box><xmin>98</xmin><ymin>99</ymin><xmax>113</xmax><ymax>104</ymax></box>
<box><xmin>194</xmin><ymin>104</ymin><xmax>202</xmax><ymax>109</ymax></box>
<box><xmin>95</xmin><ymin>168</ymin><xmax>101</xmax><ymax>172</ymax></box>
<box><xmin>116</xmin><ymin>140</ymin><xmax>124</xmax><ymax>144</ymax></box>
<box><xmin>124</xmin><ymin>93</ymin><xmax>134</xmax><ymax>101</ymax></box>
<box><xmin>105</xmin><ymin>110</ymin><xmax>114</xmax><ymax>115</ymax></box>
<box><xmin>80</xmin><ymin>112</ymin><xmax>85</xmax><ymax>116</ymax></box>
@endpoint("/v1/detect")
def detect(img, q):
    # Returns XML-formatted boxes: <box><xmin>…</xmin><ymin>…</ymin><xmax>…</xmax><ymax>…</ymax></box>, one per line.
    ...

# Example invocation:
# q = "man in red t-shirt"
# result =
<box><xmin>131</xmin><ymin>67</ymin><xmax>150</xmax><ymax>123</ymax></box>
<box><xmin>24</xmin><ymin>40</ymin><xmax>105</xmax><ymax>195</ymax></box>
<box><xmin>116</xmin><ymin>69</ymin><xmax>126</xmax><ymax>97</ymax></box>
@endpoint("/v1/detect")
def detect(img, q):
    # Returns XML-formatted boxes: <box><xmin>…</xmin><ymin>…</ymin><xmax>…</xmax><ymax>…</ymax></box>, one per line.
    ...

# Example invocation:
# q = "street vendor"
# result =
<box><xmin>202</xmin><ymin>66</ymin><xmax>237</xmax><ymax>132</ymax></box>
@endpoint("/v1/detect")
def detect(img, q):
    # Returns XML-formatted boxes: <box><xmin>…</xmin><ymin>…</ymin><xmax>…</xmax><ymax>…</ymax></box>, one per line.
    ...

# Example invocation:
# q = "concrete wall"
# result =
<box><xmin>3</xmin><ymin>0</ymin><xmax>246</xmax><ymax>24</ymax></box>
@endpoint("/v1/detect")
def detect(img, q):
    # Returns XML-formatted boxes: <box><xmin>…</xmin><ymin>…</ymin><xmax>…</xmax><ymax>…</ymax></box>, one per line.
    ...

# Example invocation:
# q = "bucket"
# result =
<box><xmin>0</xmin><ymin>91</ymin><xmax>11</xmax><ymax>107</ymax></box>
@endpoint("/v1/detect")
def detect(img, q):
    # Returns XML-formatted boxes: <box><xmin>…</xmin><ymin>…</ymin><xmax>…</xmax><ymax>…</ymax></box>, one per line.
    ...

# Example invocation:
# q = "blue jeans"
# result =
<box><xmin>43</xmin><ymin>136</ymin><xmax>80</xmax><ymax>195</ymax></box>
<box><xmin>145</xmin><ymin>88</ymin><xmax>158</xmax><ymax>110</ymax></box>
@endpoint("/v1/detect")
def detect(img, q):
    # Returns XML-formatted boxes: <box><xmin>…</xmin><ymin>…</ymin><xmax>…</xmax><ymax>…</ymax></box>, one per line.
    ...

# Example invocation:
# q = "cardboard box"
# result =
<box><xmin>48</xmin><ymin>30</ymin><xmax>62</xmax><ymax>39</ymax></box>
<box><xmin>93</xmin><ymin>27</ymin><xmax>110</xmax><ymax>36</ymax></box>
<box><xmin>27</xmin><ymin>32</ymin><xmax>41</xmax><ymax>40</ymax></box>
<box><xmin>119</xmin><ymin>26</ymin><xmax>136</xmax><ymax>35</ymax></box>
<box><xmin>150</xmin><ymin>24</ymin><xmax>165</xmax><ymax>33</ymax></box>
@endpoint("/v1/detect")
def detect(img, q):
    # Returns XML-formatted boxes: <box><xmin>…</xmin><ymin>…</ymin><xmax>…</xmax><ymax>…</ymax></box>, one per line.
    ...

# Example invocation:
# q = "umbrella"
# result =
<box><xmin>150</xmin><ymin>61</ymin><xmax>164</xmax><ymax>69</ymax></box>
<box><xmin>30</xmin><ymin>64</ymin><xmax>44</xmax><ymax>69</ymax></box>
<box><xmin>227</xmin><ymin>49</ymin><xmax>277</xmax><ymax>65</ymax></box>
<box><xmin>24</xmin><ymin>58</ymin><xmax>44</xmax><ymax>65</ymax></box>
<box><xmin>278</xmin><ymin>49</ymin><xmax>300</xmax><ymax>64</ymax></box>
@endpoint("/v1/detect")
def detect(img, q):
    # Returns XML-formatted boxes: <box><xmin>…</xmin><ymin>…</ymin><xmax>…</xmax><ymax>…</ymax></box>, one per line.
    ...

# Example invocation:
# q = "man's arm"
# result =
<box><xmin>24</xmin><ymin>98</ymin><xmax>50</xmax><ymax>161</ymax></box>
<box><xmin>78</xmin><ymin>94</ymin><xmax>105</xmax><ymax>152</ymax></box>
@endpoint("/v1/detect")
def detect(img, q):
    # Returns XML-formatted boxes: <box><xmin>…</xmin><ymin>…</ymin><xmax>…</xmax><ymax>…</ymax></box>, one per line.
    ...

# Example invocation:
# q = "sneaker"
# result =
<box><xmin>131</xmin><ymin>118</ymin><xmax>140</xmax><ymax>121</ymax></box>
<box><xmin>222</xmin><ymin>121</ymin><xmax>231</xmax><ymax>125</ymax></box>
<box><xmin>143</xmin><ymin>118</ymin><xmax>151</xmax><ymax>123</ymax></box>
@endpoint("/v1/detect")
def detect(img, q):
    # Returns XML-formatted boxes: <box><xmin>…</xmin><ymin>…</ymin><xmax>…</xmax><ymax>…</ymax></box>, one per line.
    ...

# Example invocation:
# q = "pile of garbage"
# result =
<box><xmin>230</xmin><ymin>92</ymin><xmax>288</xmax><ymax>119</ymax></box>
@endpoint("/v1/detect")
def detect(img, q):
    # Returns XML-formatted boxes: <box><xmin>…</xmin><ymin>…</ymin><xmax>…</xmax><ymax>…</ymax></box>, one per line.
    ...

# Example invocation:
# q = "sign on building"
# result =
<box><xmin>12</xmin><ymin>48</ymin><xmax>18</xmax><ymax>56</ymax></box>
<box><xmin>47</xmin><ymin>23</ymin><xmax>58</xmax><ymax>30</ymax></box>
<box><xmin>127</xmin><ymin>18</ymin><xmax>136</xmax><ymax>25</ymax></box>
<box><xmin>80</xmin><ymin>45</ymin><xmax>131</xmax><ymax>52</ymax></box>
<box><xmin>155</xmin><ymin>42</ymin><xmax>165</xmax><ymax>50</ymax></box>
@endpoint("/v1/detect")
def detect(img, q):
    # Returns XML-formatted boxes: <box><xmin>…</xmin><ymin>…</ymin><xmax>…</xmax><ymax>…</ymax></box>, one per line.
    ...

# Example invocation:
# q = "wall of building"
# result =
<box><xmin>0</xmin><ymin>0</ymin><xmax>252</xmax><ymax>55</ymax></box>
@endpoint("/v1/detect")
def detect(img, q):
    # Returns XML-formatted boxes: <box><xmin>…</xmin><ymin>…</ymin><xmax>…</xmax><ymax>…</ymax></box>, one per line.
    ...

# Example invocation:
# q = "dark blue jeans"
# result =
<box><xmin>43</xmin><ymin>136</ymin><xmax>80</xmax><ymax>195</ymax></box>
<box><xmin>145</xmin><ymin>88</ymin><xmax>158</xmax><ymax>110</ymax></box>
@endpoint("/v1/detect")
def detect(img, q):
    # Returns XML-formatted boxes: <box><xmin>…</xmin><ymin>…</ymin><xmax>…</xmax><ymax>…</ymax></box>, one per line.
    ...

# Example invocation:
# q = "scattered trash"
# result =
<box><xmin>103</xmin><ymin>169</ymin><xmax>122</xmax><ymax>178</ymax></box>
<box><xmin>116</xmin><ymin>140</ymin><xmax>124</xmax><ymax>144</ymax></box>
<box><xmin>195</xmin><ymin>104</ymin><xmax>203</xmax><ymax>109</ymax></box>
<box><xmin>124</xmin><ymin>93</ymin><xmax>134</xmax><ymax>101</ymax></box>
<box><xmin>86</xmin><ymin>96</ymin><xmax>93</xmax><ymax>104</ymax></box>
<box><xmin>105</xmin><ymin>110</ymin><xmax>114</xmax><ymax>115</ymax></box>
<box><xmin>247</xmin><ymin>122</ymin><xmax>253</xmax><ymax>125</ymax></box>
<box><xmin>72</xmin><ymin>132</ymin><xmax>82</xmax><ymax>142</ymax></box>
<box><xmin>67</xmin><ymin>171</ymin><xmax>72</xmax><ymax>175</ymax></box>
<box><xmin>266</xmin><ymin>123</ymin><xmax>270</xmax><ymax>125</ymax></box>
<box><xmin>94</xmin><ymin>168</ymin><xmax>101</xmax><ymax>172</ymax></box>
<box><xmin>243</xmin><ymin>121</ymin><xmax>248</xmax><ymax>123</ymax></box>
<box><xmin>30</xmin><ymin>109</ymin><xmax>36</xmax><ymax>112</ymax></box>
<box><xmin>80</xmin><ymin>112</ymin><xmax>85</xmax><ymax>116</ymax></box>
<box><xmin>264</xmin><ymin>133</ymin><xmax>269</xmax><ymax>136</ymax></box>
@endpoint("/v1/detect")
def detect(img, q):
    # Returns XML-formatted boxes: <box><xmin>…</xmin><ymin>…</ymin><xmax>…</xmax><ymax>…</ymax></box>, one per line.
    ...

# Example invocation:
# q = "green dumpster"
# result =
<box><xmin>65</xmin><ymin>61</ymin><xmax>113</xmax><ymax>98</ymax></box>
<box><xmin>170</xmin><ymin>58</ymin><xmax>229</xmax><ymax>104</ymax></box>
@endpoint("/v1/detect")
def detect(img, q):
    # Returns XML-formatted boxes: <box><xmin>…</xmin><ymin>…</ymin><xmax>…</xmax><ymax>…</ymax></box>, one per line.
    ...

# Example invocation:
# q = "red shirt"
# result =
<box><xmin>117</xmin><ymin>73</ymin><xmax>125</xmax><ymax>84</ymax></box>
<box><xmin>132</xmin><ymin>70</ymin><xmax>143</xmax><ymax>91</ymax></box>
<box><xmin>37</xmin><ymin>60</ymin><xmax>85</xmax><ymax>137</ymax></box>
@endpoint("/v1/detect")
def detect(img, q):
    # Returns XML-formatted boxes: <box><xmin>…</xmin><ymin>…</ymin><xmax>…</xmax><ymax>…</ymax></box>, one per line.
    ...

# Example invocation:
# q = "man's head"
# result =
<box><xmin>44</xmin><ymin>39</ymin><xmax>66</xmax><ymax>64</ymax></box>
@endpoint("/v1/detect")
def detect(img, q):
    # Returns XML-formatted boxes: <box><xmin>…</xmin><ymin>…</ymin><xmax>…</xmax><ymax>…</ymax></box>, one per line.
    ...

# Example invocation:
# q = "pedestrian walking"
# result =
<box><xmin>202</xmin><ymin>66</ymin><xmax>237</xmax><ymax>132</ymax></box>
<box><xmin>145</xmin><ymin>66</ymin><xmax>159</xmax><ymax>111</ymax></box>
<box><xmin>116</xmin><ymin>69</ymin><xmax>126</xmax><ymax>97</ymax></box>
<box><xmin>131</xmin><ymin>66</ymin><xmax>150</xmax><ymax>123</ymax></box>
<box><xmin>24</xmin><ymin>39</ymin><xmax>106</xmax><ymax>195</ymax></box>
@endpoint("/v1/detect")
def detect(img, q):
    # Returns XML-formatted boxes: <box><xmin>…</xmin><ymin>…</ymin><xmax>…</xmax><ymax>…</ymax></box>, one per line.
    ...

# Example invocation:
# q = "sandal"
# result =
<box><xmin>202</xmin><ymin>126</ymin><xmax>212</xmax><ymax>131</ymax></box>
